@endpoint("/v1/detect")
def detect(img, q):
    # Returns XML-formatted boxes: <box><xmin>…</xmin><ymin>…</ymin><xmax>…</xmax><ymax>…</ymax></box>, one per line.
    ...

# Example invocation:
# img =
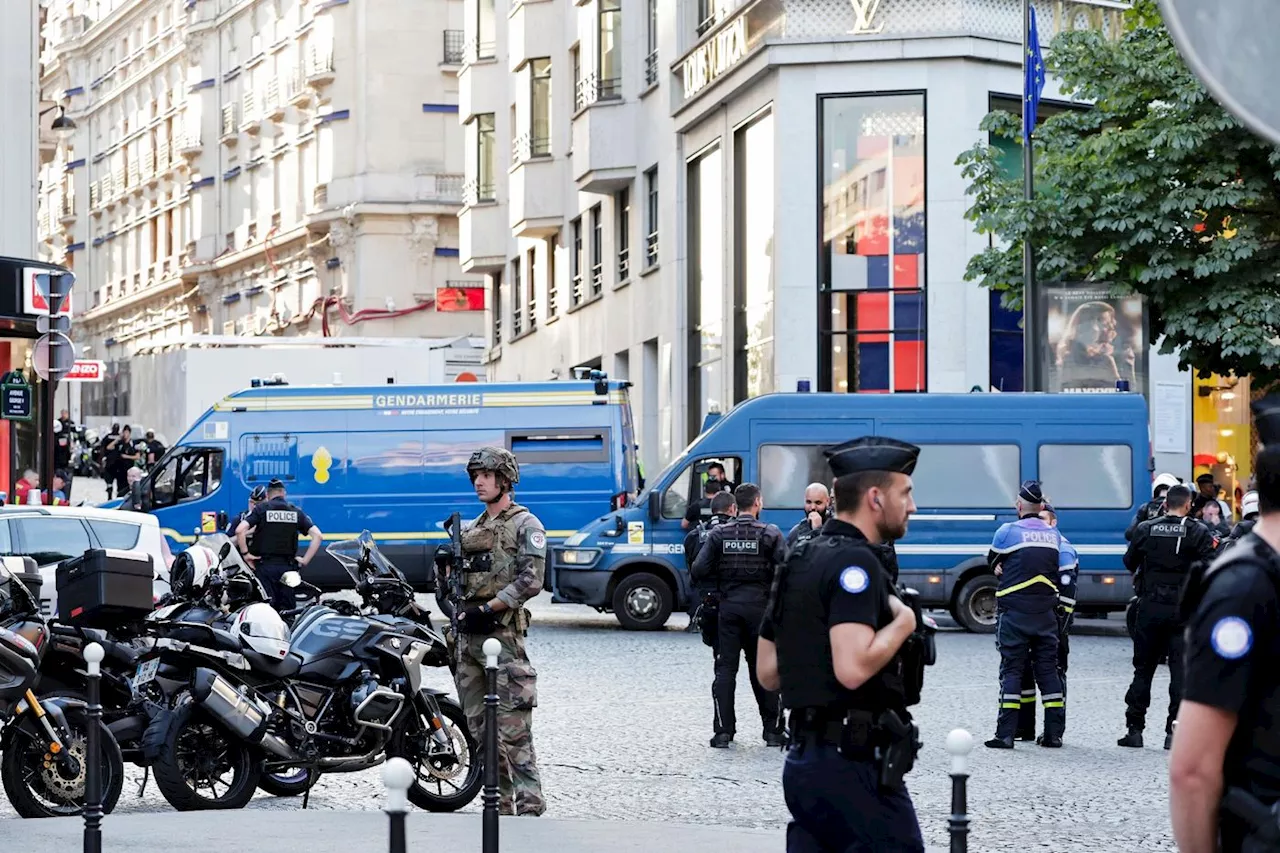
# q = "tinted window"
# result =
<box><xmin>88</xmin><ymin>520</ymin><xmax>141</xmax><ymax>550</ymax></box>
<box><xmin>0</xmin><ymin>521</ymin><xmax>13</xmax><ymax>553</ymax></box>
<box><xmin>760</xmin><ymin>446</ymin><xmax>830</xmax><ymax>508</ymax></box>
<box><xmin>16</xmin><ymin>518</ymin><xmax>92</xmax><ymax>565</ymax></box>
<box><xmin>912</xmin><ymin>445</ymin><xmax>1021</xmax><ymax>509</ymax></box>
<box><xmin>661</xmin><ymin>456</ymin><xmax>741</xmax><ymax>519</ymax></box>
<box><xmin>1039</xmin><ymin>444</ymin><xmax>1132</xmax><ymax>509</ymax></box>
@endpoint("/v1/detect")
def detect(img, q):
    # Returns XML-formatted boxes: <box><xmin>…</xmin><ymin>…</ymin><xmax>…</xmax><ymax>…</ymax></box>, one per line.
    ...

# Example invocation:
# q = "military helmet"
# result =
<box><xmin>467</xmin><ymin>446</ymin><xmax>519</xmax><ymax>485</ymax></box>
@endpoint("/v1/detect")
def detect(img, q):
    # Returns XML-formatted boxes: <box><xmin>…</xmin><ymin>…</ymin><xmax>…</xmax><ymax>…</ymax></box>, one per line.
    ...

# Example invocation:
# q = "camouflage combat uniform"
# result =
<box><xmin>454</xmin><ymin>503</ymin><xmax>546</xmax><ymax>816</ymax></box>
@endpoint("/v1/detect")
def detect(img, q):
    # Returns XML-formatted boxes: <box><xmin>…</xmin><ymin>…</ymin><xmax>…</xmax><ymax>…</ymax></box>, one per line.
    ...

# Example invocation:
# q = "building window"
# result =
<box><xmin>526</xmin><ymin>246</ymin><xmax>538</xmax><ymax>331</ymax></box>
<box><xmin>476</xmin><ymin>113</ymin><xmax>495</xmax><ymax>201</ymax></box>
<box><xmin>475</xmin><ymin>0</ymin><xmax>495</xmax><ymax>60</ymax></box>
<box><xmin>819</xmin><ymin>93</ymin><xmax>927</xmax><ymax>393</ymax></box>
<box><xmin>990</xmin><ymin>290</ymin><xmax>1023</xmax><ymax>392</ymax></box>
<box><xmin>688</xmin><ymin>144</ymin><xmax>724</xmax><ymax>438</ymax></box>
<box><xmin>546</xmin><ymin>235</ymin><xmax>559</xmax><ymax>318</ymax></box>
<box><xmin>491</xmin><ymin>269</ymin><xmax>503</xmax><ymax>346</ymax></box>
<box><xmin>734</xmin><ymin>110</ymin><xmax>775</xmax><ymax>402</ymax></box>
<box><xmin>511</xmin><ymin>257</ymin><xmax>523</xmax><ymax>337</ymax></box>
<box><xmin>530</xmin><ymin>59</ymin><xmax>552</xmax><ymax>157</ymax></box>
<box><xmin>598</xmin><ymin>0</ymin><xmax>622</xmax><ymax>100</ymax></box>
<box><xmin>590</xmin><ymin>204</ymin><xmax>603</xmax><ymax>296</ymax></box>
<box><xmin>616</xmin><ymin>186</ymin><xmax>630</xmax><ymax>283</ymax></box>
<box><xmin>571</xmin><ymin>45</ymin><xmax>582</xmax><ymax>110</ymax></box>
<box><xmin>645</xmin><ymin>166</ymin><xmax>658</xmax><ymax>268</ymax></box>
<box><xmin>645</xmin><ymin>0</ymin><xmax>658</xmax><ymax>86</ymax></box>
<box><xmin>570</xmin><ymin>216</ymin><xmax>584</xmax><ymax>307</ymax></box>
<box><xmin>697</xmin><ymin>0</ymin><xmax>731</xmax><ymax>36</ymax></box>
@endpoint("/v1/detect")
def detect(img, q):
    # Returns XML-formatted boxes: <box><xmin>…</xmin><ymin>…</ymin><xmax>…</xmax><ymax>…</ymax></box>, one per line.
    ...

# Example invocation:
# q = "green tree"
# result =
<box><xmin>957</xmin><ymin>0</ymin><xmax>1280</xmax><ymax>385</ymax></box>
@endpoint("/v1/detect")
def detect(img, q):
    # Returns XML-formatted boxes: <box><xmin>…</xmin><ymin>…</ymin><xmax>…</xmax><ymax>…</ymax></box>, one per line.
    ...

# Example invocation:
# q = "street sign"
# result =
<box><xmin>1</xmin><ymin>377</ymin><xmax>32</xmax><ymax>422</ymax></box>
<box><xmin>64</xmin><ymin>359</ymin><xmax>105</xmax><ymax>382</ymax></box>
<box><xmin>32</xmin><ymin>332</ymin><xmax>75</xmax><ymax>382</ymax></box>
<box><xmin>21</xmin><ymin>267</ymin><xmax>73</xmax><ymax>317</ymax></box>
<box><xmin>1160</xmin><ymin>0</ymin><xmax>1280</xmax><ymax>146</ymax></box>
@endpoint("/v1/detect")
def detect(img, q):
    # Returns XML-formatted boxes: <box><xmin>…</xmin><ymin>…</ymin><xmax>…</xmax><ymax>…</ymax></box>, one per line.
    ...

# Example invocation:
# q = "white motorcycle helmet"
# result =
<box><xmin>1152</xmin><ymin>472</ymin><xmax>1181</xmax><ymax>496</ymax></box>
<box><xmin>169</xmin><ymin>544</ymin><xmax>219</xmax><ymax>599</ymax></box>
<box><xmin>231</xmin><ymin>602</ymin><xmax>291</xmax><ymax>659</ymax></box>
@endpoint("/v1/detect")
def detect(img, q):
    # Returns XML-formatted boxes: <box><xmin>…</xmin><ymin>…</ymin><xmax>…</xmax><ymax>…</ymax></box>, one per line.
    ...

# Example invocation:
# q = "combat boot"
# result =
<box><xmin>1117</xmin><ymin>727</ymin><xmax>1144</xmax><ymax>748</ymax></box>
<box><xmin>1036</xmin><ymin>734</ymin><xmax>1062</xmax><ymax>748</ymax></box>
<box><xmin>984</xmin><ymin>736</ymin><xmax>1015</xmax><ymax>750</ymax></box>
<box><xmin>709</xmin><ymin>733</ymin><xmax>732</xmax><ymax>748</ymax></box>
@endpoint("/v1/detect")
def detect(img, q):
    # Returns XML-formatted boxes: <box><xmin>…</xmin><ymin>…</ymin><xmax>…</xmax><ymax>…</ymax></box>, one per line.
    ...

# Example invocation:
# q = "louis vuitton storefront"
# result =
<box><xmin>669</xmin><ymin>0</ymin><xmax>1143</xmax><ymax>438</ymax></box>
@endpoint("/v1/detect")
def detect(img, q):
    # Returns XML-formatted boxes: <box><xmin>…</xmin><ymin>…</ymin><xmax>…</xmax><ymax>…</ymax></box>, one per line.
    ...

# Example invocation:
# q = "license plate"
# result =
<box><xmin>132</xmin><ymin>659</ymin><xmax>160</xmax><ymax>692</ymax></box>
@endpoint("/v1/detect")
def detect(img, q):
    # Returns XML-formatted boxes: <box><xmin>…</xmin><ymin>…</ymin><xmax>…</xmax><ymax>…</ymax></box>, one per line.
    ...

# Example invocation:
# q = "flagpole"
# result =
<box><xmin>1021</xmin><ymin>0</ymin><xmax>1040</xmax><ymax>392</ymax></box>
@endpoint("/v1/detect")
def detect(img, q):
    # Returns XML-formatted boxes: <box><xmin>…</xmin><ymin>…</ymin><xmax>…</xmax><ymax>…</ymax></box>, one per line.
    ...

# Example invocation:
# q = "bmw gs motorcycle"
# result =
<box><xmin>148</xmin><ymin>531</ymin><xmax>480</xmax><ymax>812</ymax></box>
<box><xmin>0</xmin><ymin>557</ymin><xmax>126</xmax><ymax>818</ymax></box>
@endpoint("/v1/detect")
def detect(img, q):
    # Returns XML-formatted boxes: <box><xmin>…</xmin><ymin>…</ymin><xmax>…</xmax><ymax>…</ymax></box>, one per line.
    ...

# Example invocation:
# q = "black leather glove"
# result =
<box><xmin>460</xmin><ymin>604</ymin><xmax>498</xmax><ymax>635</ymax></box>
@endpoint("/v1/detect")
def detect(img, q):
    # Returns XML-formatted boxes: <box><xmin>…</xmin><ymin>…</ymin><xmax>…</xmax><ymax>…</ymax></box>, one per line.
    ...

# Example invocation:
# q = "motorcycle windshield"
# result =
<box><xmin>326</xmin><ymin>530</ymin><xmax>408</xmax><ymax>585</ymax></box>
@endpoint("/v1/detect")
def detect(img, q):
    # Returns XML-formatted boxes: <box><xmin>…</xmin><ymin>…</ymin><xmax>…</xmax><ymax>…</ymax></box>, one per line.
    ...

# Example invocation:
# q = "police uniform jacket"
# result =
<box><xmin>988</xmin><ymin>516</ymin><xmax>1075</xmax><ymax>614</ymax></box>
<box><xmin>690</xmin><ymin>515</ymin><xmax>785</xmax><ymax>603</ymax></box>
<box><xmin>684</xmin><ymin>512</ymin><xmax>733</xmax><ymax>573</ymax></box>
<box><xmin>1057</xmin><ymin>535</ymin><xmax>1080</xmax><ymax>617</ymax></box>
<box><xmin>243</xmin><ymin>496</ymin><xmax>315</xmax><ymax>561</ymax></box>
<box><xmin>773</xmin><ymin>518</ymin><xmax>907</xmax><ymax>717</ymax></box>
<box><xmin>1124</xmin><ymin>514</ymin><xmax>1216</xmax><ymax>612</ymax></box>
<box><xmin>1126</xmin><ymin>498</ymin><xmax>1165</xmax><ymax>541</ymax></box>
<box><xmin>787</xmin><ymin>517</ymin><xmax>823</xmax><ymax>551</ymax></box>
<box><xmin>1181</xmin><ymin>534</ymin><xmax>1280</xmax><ymax>851</ymax></box>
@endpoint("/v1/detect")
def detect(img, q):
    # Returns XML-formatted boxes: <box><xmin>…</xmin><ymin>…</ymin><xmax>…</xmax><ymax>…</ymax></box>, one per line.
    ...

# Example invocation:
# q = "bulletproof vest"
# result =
<box><xmin>255</xmin><ymin>499</ymin><xmax>300</xmax><ymax>558</ymax></box>
<box><xmin>715</xmin><ymin>517</ymin><xmax>773</xmax><ymax>585</ymax></box>
<box><xmin>775</xmin><ymin>533</ymin><xmax>904</xmax><ymax>713</ymax></box>
<box><xmin>459</xmin><ymin>504</ymin><xmax>530</xmax><ymax>603</ymax></box>
<box><xmin>1137</xmin><ymin>515</ymin><xmax>1197</xmax><ymax>607</ymax></box>
<box><xmin>1181</xmin><ymin>535</ymin><xmax>1280</xmax><ymax>800</ymax></box>
<box><xmin>993</xmin><ymin>517</ymin><xmax>1062</xmax><ymax>613</ymax></box>
<box><xmin>687</xmin><ymin>513</ymin><xmax>731</xmax><ymax>571</ymax></box>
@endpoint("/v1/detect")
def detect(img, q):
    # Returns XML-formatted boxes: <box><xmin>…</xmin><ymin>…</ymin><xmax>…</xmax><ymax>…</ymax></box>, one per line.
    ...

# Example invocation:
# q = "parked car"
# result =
<box><xmin>0</xmin><ymin>505</ymin><xmax>173</xmax><ymax>618</ymax></box>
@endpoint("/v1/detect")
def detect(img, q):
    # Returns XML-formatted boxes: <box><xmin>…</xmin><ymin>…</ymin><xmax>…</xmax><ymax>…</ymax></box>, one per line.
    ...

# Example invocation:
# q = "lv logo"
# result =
<box><xmin>849</xmin><ymin>0</ymin><xmax>885</xmax><ymax>35</ymax></box>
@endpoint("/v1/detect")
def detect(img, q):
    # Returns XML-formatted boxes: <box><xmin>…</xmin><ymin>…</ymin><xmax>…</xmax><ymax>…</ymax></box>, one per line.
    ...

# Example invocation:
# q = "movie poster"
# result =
<box><xmin>1039</xmin><ymin>283</ymin><xmax>1147</xmax><ymax>395</ymax></box>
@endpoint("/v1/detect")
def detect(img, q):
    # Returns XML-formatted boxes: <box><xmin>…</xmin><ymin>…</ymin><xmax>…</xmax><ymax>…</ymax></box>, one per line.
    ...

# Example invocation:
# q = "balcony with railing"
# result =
<box><xmin>305</xmin><ymin>49</ymin><xmax>335</xmax><ymax>87</ymax></box>
<box><xmin>644</xmin><ymin>50</ymin><xmax>659</xmax><ymax>87</ymax></box>
<box><xmin>264</xmin><ymin>79</ymin><xmax>285</xmax><ymax>119</ymax></box>
<box><xmin>466</xmin><ymin>37</ymin><xmax>496</xmax><ymax>64</ymax></box>
<box><xmin>574</xmin><ymin>72</ymin><xmax>621</xmax><ymax>111</ymax></box>
<box><xmin>442</xmin><ymin>30</ymin><xmax>465</xmax><ymax>65</ymax></box>
<box><xmin>58</xmin><ymin>192</ymin><xmax>76</xmax><ymax>224</ymax></box>
<box><xmin>89</xmin><ymin>181</ymin><xmax>101</xmax><ymax>211</ymax></box>
<box><xmin>617</xmin><ymin>246</ymin><xmax>630</xmax><ymax>283</ymax></box>
<box><xmin>645</xmin><ymin>230</ymin><xmax>658</xmax><ymax>268</ymax></box>
<box><xmin>287</xmin><ymin>63</ymin><xmax>313</xmax><ymax>105</ymax></box>
<box><xmin>241</xmin><ymin>90</ymin><xmax>262</xmax><ymax>133</ymax></box>
<box><xmin>220</xmin><ymin>102</ymin><xmax>239</xmax><ymax>143</ymax></box>
<box><xmin>178</xmin><ymin>134</ymin><xmax>204</xmax><ymax>158</ymax></box>
<box><xmin>142</xmin><ymin>149</ymin><xmax>157</xmax><ymax>185</ymax></box>
<box><xmin>571</xmin><ymin>77</ymin><xmax>635</xmax><ymax>193</ymax></box>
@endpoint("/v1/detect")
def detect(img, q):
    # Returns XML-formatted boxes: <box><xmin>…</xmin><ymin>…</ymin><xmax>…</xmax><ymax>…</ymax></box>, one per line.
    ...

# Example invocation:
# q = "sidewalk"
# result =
<box><xmin>18</xmin><ymin>810</ymin><xmax>784</xmax><ymax>852</ymax></box>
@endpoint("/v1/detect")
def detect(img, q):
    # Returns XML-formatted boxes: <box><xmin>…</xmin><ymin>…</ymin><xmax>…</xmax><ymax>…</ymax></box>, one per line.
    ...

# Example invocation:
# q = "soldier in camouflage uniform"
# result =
<box><xmin>451</xmin><ymin>446</ymin><xmax>546</xmax><ymax>816</ymax></box>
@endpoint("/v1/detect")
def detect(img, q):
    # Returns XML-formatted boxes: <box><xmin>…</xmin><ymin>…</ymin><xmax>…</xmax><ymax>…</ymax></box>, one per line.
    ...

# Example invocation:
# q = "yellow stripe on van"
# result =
<box><xmin>214</xmin><ymin>389</ymin><xmax>628</xmax><ymax>411</ymax></box>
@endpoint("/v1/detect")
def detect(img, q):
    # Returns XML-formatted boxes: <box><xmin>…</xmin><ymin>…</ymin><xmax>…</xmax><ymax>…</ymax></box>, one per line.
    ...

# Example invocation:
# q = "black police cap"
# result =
<box><xmin>1018</xmin><ymin>480</ymin><xmax>1045</xmax><ymax>503</ymax></box>
<box><xmin>1255</xmin><ymin>394</ymin><xmax>1280</xmax><ymax>448</ymax></box>
<box><xmin>267</xmin><ymin>478</ymin><xmax>286</xmax><ymax>490</ymax></box>
<box><xmin>824</xmin><ymin>437</ymin><xmax>920</xmax><ymax>479</ymax></box>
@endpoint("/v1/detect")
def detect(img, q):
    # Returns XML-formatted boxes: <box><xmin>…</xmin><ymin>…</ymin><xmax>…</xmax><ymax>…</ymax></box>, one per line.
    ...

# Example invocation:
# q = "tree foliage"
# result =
<box><xmin>957</xmin><ymin>0</ymin><xmax>1280</xmax><ymax>385</ymax></box>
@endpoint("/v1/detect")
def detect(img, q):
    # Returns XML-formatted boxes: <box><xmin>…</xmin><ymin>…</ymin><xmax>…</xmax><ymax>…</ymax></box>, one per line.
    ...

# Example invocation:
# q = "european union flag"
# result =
<box><xmin>1024</xmin><ymin>5</ymin><xmax>1046</xmax><ymax>143</ymax></box>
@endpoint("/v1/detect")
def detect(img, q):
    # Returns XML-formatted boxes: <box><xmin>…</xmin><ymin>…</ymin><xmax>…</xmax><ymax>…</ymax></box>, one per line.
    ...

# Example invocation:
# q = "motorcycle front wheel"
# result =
<box><xmin>391</xmin><ymin>700</ymin><xmax>482</xmax><ymax>812</ymax></box>
<box><xmin>152</xmin><ymin>703</ymin><xmax>262</xmax><ymax>810</ymax></box>
<box><xmin>0</xmin><ymin>710</ymin><xmax>124</xmax><ymax>818</ymax></box>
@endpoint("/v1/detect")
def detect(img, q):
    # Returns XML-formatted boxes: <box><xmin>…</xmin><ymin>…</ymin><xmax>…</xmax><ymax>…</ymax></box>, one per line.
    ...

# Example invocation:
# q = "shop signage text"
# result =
<box><xmin>64</xmin><ymin>359</ymin><xmax>105</xmax><ymax>382</ymax></box>
<box><xmin>682</xmin><ymin>15</ymin><xmax>749</xmax><ymax>100</ymax></box>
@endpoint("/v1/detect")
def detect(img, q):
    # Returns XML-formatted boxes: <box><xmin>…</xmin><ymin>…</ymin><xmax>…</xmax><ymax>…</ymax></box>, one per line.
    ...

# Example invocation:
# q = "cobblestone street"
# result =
<box><xmin>2</xmin><ymin>549</ymin><xmax>1177</xmax><ymax>851</ymax></box>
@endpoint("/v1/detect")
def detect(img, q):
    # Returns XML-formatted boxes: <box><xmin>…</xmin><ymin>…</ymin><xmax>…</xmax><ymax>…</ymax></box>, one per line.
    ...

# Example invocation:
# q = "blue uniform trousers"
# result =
<box><xmin>257</xmin><ymin>557</ymin><xmax>297</xmax><ymax>613</ymax></box>
<box><xmin>1017</xmin><ymin>612</ymin><xmax>1071</xmax><ymax>736</ymax></box>
<box><xmin>783</xmin><ymin>739</ymin><xmax>924</xmax><ymax>852</ymax></box>
<box><xmin>995</xmin><ymin>609</ymin><xmax>1064</xmax><ymax>740</ymax></box>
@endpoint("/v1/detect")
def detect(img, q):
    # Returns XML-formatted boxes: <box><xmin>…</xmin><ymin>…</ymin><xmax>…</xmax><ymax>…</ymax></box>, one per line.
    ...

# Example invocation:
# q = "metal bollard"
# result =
<box><xmin>482</xmin><ymin>637</ymin><xmax>502</xmax><ymax>853</ymax></box>
<box><xmin>945</xmin><ymin>728</ymin><xmax>974</xmax><ymax>853</ymax></box>
<box><xmin>83</xmin><ymin>642</ymin><xmax>105</xmax><ymax>853</ymax></box>
<box><xmin>382</xmin><ymin>757</ymin><xmax>414</xmax><ymax>853</ymax></box>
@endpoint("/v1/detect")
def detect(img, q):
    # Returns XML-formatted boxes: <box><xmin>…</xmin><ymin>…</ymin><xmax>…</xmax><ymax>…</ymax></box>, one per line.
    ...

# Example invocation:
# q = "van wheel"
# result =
<box><xmin>612</xmin><ymin>573</ymin><xmax>673</xmax><ymax>631</ymax></box>
<box><xmin>953</xmin><ymin>575</ymin><xmax>999</xmax><ymax>634</ymax></box>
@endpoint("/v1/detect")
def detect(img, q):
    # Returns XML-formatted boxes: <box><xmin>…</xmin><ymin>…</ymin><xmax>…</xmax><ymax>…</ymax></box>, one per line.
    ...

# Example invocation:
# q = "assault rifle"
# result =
<box><xmin>434</xmin><ymin>511</ymin><xmax>465</xmax><ymax>639</ymax></box>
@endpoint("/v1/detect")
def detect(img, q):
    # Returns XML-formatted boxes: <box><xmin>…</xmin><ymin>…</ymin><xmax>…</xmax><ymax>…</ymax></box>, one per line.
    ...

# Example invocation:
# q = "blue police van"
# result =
<box><xmin>115</xmin><ymin>377</ymin><xmax>638</xmax><ymax>589</ymax></box>
<box><xmin>552</xmin><ymin>392</ymin><xmax>1148</xmax><ymax>632</ymax></box>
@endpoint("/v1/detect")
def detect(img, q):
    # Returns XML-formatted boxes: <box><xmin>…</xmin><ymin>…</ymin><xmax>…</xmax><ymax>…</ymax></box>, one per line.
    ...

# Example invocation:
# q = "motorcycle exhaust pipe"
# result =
<box><xmin>190</xmin><ymin>668</ymin><xmax>298</xmax><ymax>761</ymax></box>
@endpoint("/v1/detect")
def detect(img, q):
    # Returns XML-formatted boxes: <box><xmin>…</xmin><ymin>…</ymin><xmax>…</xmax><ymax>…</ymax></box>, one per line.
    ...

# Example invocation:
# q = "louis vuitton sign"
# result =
<box><xmin>682</xmin><ymin>16</ymin><xmax>749</xmax><ymax>99</ymax></box>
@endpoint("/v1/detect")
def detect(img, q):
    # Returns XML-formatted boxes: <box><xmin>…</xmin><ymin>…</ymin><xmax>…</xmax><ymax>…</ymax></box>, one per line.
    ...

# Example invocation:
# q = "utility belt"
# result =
<box><xmin>788</xmin><ymin>707</ymin><xmax>921</xmax><ymax>790</ymax></box>
<box><xmin>462</xmin><ymin>600</ymin><xmax>533</xmax><ymax>635</ymax></box>
<box><xmin>1221</xmin><ymin>786</ymin><xmax>1280</xmax><ymax>851</ymax></box>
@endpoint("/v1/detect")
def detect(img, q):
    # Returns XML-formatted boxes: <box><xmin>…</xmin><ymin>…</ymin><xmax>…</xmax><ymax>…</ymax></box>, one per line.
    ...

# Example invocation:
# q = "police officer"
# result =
<box><xmin>1118</xmin><ymin>483</ymin><xmax>1216</xmax><ymax>750</ymax></box>
<box><xmin>235</xmin><ymin>478</ymin><xmax>323</xmax><ymax>612</ymax></box>
<box><xmin>1127</xmin><ymin>472</ymin><xmax>1182</xmax><ymax>540</ymax></box>
<box><xmin>1170</xmin><ymin>394</ymin><xmax>1280</xmax><ymax>853</ymax></box>
<box><xmin>448</xmin><ymin>447</ymin><xmax>546</xmax><ymax>816</ymax></box>
<box><xmin>758</xmin><ymin>437</ymin><xmax>926</xmax><ymax>851</ymax></box>
<box><xmin>786</xmin><ymin>483</ymin><xmax>831</xmax><ymax>550</ymax></box>
<box><xmin>682</xmin><ymin>477</ymin><xmax>725</xmax><ymax>530</ymax></box>
<box><xmin>226</xmin><ymin>485</ymin><xmax>268</xmax><ymax>542</ymax></box>
<box><xmin>985</xmin><ymin>480</ymin><xmax>1072</xmax><ymax>749</ymax></box>
<box><xmin>691</xmin><ymin>482</ymin><xmax>786</xmax><ymax>748</ymax></box>
<box><xmin>684</xmin><ymin>491</ymin><xmax>737</xmax><ymax>645</ymax></box>
<box><xmin>1219</xmin><ymin>490</ymin><xmax>1259</xmax><ymax>552</ymax></box>
<box><xmin>1016</xmin><ymin>501</ymin><xmax>1077</xmax><ymax>742</ymax></box>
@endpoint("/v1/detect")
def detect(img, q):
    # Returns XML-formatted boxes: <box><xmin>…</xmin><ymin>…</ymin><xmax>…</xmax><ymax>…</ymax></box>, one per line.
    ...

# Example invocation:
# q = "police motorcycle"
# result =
<box><xmin>148</xmin><ymin>530</ymin><xmax>481</xmax><ymax>813</ymax></box>
<box><xmin>0</xmin><ymin>556</ymin><xmax>126</xmax><ymax>818</ymax></box>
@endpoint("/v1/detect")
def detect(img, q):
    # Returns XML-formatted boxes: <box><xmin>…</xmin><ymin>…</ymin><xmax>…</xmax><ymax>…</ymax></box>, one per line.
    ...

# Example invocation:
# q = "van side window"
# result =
<box><xmin>913</xmin><ymin>444</ymin><xmax>1020</xmax><ymax>509</ymax></box>
<box><xmin>759</xmin><ymin>446</ymin><xmax>831</xmax><ymax>508</ymax></box>
<box><xmin>150</xmin><ymin>449</ymin><xmax>225</xmax><ymax>508</ymax></box>
<box><xmin>661</xmin><ymin>456</ymin><xmax>742</xmax><ymax>520</ymax></box>
<box><xmin>243</xmin><ymin>434</ymin><xmax>299</xmax><ymax>482</ymax></box>
<box><xmin>1038</xmin><ymin>444</ymin><xmax>1132</xmax><ymax>508</ymax></box>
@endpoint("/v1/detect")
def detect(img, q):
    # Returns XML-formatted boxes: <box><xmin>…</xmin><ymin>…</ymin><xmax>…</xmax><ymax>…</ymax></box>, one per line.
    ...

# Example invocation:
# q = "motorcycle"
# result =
<box><xmin>0</xmin><ymin>556</ymin><xmax>125</xmax><ymax>818</ymax></box>
<box><xmin>147</xmin><ymin>531</ymin><xmax>480</xmax><ymax>812</ymax></box>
